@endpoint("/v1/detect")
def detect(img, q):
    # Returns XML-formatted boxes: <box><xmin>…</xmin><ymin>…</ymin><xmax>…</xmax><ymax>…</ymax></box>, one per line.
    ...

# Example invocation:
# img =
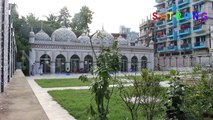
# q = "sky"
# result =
<box><xmin>9</xmin><ymin>0</ymin><xmax>156</xmax><ymax>33</ymax></box>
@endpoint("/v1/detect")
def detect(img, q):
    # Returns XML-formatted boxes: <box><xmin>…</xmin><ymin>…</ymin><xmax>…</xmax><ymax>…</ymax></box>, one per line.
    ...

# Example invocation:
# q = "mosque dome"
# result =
<box><xmin>91</xmin><ymin>29</ymin><xmax>114</xmax><ymax>44</ymax></box>
<box><xmin>117</xmin><ymin>35</ymin><xmax>128</xmax><ymax>46</ymax></box>
<box><xmin>35</xmin><ymin>29</ymin><xmax>50</xmax><ymax>41</ymax></box>
<box><xmin>78</xmin><ymin>33</ymin><xmax>90</xmax><ymax>44</ymax></box>
<box><xmin>51</xmin><ymin>26</ymin><xmax>77</xmax><ymax>42</ymax></box>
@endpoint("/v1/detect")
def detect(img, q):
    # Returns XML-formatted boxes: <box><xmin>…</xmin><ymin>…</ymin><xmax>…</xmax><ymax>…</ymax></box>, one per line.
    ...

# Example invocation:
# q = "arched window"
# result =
<box><xmin>70</xmin><ymin>55</ymin><xmax>80</xmax><ymax>73</ymax></box>
<box><xmin>131</xmin><ymin>56</ymin><xmax>138</xmax><ymax>72</ymax></box>
<box><xmin>84</xmin><ymin>55</ymin><xmax>93</xmax><ymax>73</ymax></box>
<box><xmin>141</xmin><ymin>56</ymin><xmax>148</xmax><ymax>69</ymax></box>
<box><xmin>40</xmin><ymin>54</ymin><xmax>51</xmax><ymax>74</ymax></box>
<box><xmin>121</xmin><ymin>56</ymin><xmax>128</xmax><ymax>72</ymax></box>
<box><xmin>55</xmin><ymin>54</ymin><xmax>66</xmax><ymax>73</ymax></box>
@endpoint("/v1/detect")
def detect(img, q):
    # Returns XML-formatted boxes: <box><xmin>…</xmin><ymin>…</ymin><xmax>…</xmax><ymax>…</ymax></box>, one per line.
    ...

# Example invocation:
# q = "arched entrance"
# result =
<box><xmin>121</xmin><ymin>56</ymin><xmax>128</xmax><ymax>72</ymax></box>
<box><xmin>55</xmin><ymin>54</ymin><xmax>66</xmax><ymax>73</ymax></box>
<box><xmin>84</xmin><ymin>55</ymin><xmax>93</xmax><ymax>73</ymax></box>
<box><xmin>70</xmin><ymin>55</ymin><xmax>80</xmax><ymax>73</ymax></box>
<box><xmin>141</xmin><ymin>56</ymin><xmax>148</xmax><ymax>69</ymax></box>
<box><xmin>40</xmin><ymin>54</ymin><xmax>51</xmax><ymax>74</ymax></box>
<box><xmin>131</xmin><ymin>56</ymin><xmax>138</xmax><ymax>72</ymax></box>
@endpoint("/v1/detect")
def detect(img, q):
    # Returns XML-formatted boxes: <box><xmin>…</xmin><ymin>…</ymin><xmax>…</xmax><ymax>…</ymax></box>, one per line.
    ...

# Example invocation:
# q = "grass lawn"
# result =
<box><xmin>48</xmin><ymin>89</ymin><xmax>164</xmax><ymax>120</ymax></box>
<box><xmin>35</xmin><ymin>78</ymin><xmax>92</xmax><ymax>88</ymax></box>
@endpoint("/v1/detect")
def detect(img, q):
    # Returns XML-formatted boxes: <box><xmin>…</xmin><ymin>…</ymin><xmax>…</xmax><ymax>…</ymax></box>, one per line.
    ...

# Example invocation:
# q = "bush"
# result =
<box><xmin>170</xmin><ymin>69</ymin><xmax>176</xmax><ymax>76</ymax></box>
<box><xmin>192</xmin><ymin>65</ymin><xmax>202</xmax><ymax>74</ymax></box>
<box><xmin>79</xmin><ymin>74</ymin><xmax>89</xmax><ymax>82</ymax></box>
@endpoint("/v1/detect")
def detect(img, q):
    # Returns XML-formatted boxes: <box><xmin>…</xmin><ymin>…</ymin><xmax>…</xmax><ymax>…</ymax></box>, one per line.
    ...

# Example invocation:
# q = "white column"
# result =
<box><xmin>51</xmin><ymin>62</ymin><xmax>55</xmax><ymax>74</ymax></box>
<box><xmin>80</xmin><ymin>61</ymin><xmax>84</xmax><ymax>69</ymax></box>
<box><xmin>128</xmin><ymin>62</ymin><xmax>131</xmax><ymax>72</ymax></box>
<box><xmin>65</xmin><ymin>62</ymin><xmax>70</xmax><ymax>72</ymax></box>
<box><xmin>138</xmin><ymin>61</ymin><xmax>141</xmax><ymax>72</ymax></box>
<box><xmin>35</xmin><ymin>62</ymin><xmax>40</xmax><ymax>75</ymax></box>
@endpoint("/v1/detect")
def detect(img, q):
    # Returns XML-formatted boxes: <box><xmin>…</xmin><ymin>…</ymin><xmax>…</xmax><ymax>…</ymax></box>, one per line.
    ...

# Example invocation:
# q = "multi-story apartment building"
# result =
<box><xmin>154</xmin><ymin>0</ymin><xmax>213</xmax><ymax>71</ymax></box>
<box><xmin>139</xmin><ymin>19</ymin><xmax>156</xmax><ymax>48</ymax></box>
<box><xmin>0</xmin><ymin>0</ymin><xmax>17</xmax><ymax>92</ymax></box>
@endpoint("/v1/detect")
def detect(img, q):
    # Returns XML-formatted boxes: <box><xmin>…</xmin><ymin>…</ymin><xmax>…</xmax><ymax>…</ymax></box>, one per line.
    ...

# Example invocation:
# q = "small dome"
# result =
<box><xmin>35</xmin><ymin>29</ymin><xmax>50</xmax><ymax>41</ymax></box>
<box><xmin>91</xmin><ymin>29</ymin><xmax>114</xmax><ymax>44</ymax></box>
<box><xmin>78</xmin><ymin>33</ymin><xmax>90</xmax><ymax>44</ymax></box>
<box><xmin>51</xmin><ymin>26</ymin><xmax>77</xmax><ymax>42</ymax></box>
<box><xmin>117</xmin><ymin>35</ymin><xmax>128</xmax><ymax>46</ymax></box>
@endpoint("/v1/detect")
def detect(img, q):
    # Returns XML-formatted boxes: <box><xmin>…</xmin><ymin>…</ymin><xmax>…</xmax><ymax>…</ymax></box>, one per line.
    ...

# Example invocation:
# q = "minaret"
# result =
<box><xmin>29</xmin><ymin>27</ymin><xmax>35</xmax><ymax>43</ymax></box>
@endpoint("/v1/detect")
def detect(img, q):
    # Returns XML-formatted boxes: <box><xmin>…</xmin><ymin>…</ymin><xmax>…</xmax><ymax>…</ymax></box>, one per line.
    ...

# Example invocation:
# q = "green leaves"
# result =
<box><xmin>79</xmin><ymin>74</ymin><xmax>89</xmax><ymax>82</ymax></box>
<box><xmin>58</xmin><ymin>7</ymin><xmax>71</xmax><ymax>27</ymax></box>
<box><xmin>88</xmin><ymin>41</ymin><xmax>121</xmax><ymax>120</ymax></box>
<box><xmin>71</xmin><ymin>6</ymin><xmax>94</xmax><ymax>37</ymax></box>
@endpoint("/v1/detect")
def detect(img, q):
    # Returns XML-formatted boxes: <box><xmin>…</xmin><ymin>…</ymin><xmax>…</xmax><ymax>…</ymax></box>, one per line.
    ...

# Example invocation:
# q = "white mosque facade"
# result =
<box><xmin>29</xmin><ymin>27</ymin><xmax>154</xmax><ymax>75</ymax></box>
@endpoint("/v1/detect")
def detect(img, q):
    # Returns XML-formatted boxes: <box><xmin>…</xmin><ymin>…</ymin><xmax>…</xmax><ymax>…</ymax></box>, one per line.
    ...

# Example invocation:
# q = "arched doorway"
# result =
<box><xmin>40</xmin><ymin>54</ymin><xmax>51</xmax><ymax>74</ymax></box>
<box><xmin>70</xmin><ymin>55</ymin><xmax>80</xmax><ymax>73</ymax></box>
<box><xmin>84</xmin><ymin>55</ymin><xmax>93</xmax><ymax>73</ymax></box>
<box><xmin>55</xmin><ymin>54</ymin><xmax>66</xmax><ymax>73</ymax></box>
<box><xmin>131</xmin><ymin>56</ymin><xmax>138</xmax><ymax>72</ymax></box>
<box><xmin>121</xmin><ymin>56</ymin><xmax>128</xmax><ymax>72</ymax></box>
<box><xmin>141</xmin><ymin>56</ymin><xmax>148</xmax><ymax>69</ymax></box>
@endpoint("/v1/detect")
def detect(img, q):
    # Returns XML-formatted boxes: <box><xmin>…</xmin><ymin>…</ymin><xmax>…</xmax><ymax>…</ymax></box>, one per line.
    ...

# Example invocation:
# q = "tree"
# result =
<box><xmin>58</xmin><ymin>7</ymin><xmax>71</xmax><ymax>27</ymax></box>
<box><xmin>119</xmin><ymin>69</ymin><xmax>164</xmax><ymax>120</ymax></box>
<box><xmin>79</xmin><ymin>42</ymin><xmax>121</xmax><ymax>120</ymax></box>
<box><xmin>71</xmin><ymin>6</ymin><xmax>94</xmax><ymax>37</ymax></box>
<box><xmin>43</xmin><ymin>14</ymin><xmax>61</xmax><ymax>36</ymax></box>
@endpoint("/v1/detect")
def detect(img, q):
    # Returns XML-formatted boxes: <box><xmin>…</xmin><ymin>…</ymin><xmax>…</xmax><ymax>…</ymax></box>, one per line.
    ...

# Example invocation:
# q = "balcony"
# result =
<box><xmin>179</xmin><ymin>28</ymin><xmax>191</xmax><ymax>35</ymax></box>
<box><xmin>178</xmin><ymin>0</ymin><xmax>189</xmax><ymax>8</ymax></box>
<box><xmin>167</xmin><ymin>20</ymin><xmax>173</xmax><ymax>25</ymax></box>
<box><xmin>194</xmin><ymin>42</ymin><xmax>206</xmax><ymax>49</ymax></box>
<box><xmin>156</xmin><ymin>27</ymin><xmax>166</xmax><ymax>31</ymax></box>
<box><xmin>157</xmin><ymin>8</ymin><xmax>165</xmax><ymax>14</ymax></box>
<box><xmin>156</xmin><ymin>35</ymin><xmax>167</xmax><ymax>41</ymax></box>
<box><xmin>157</xmin><ymin>40</ymin><xmax>167</xmax><ymax>43</ymax></box>
<box><xmin>193</xmin><ymin>25</ymin><xmax>206</xmax><ymax>33</ymax></box>
<box><xmin>156</xmin><ymin>0</ymin><xmax>165</xmax><ymax>3</ymax></box>
<box><xmin>156</xmin><ymin>21</ymin><xmax>165</xmax><ymax>27</ymax></box>
<box><xmin>167</xmin><ymin>46</ymin><xmax>178</xmax><ymax>51</ymax></box>
<box><xmin>179</xmin><ymin>43</ymin><xmax>192</xmax><ymax>50</ymax></box>
<box><xmin>157</xmin><ymin>47</ymin><xmax>166</xmax><ymax>52</ymax></box>
<box><xmin>192</xmin><ymin>0</ymin><xmax>206</xmax><ymax>6</ymax></box>
<box><xmin>167</xmin><ymin>31</ymin><xmax>173</xmax><ymax>37</ymax></box>
<box><xmin>167</xmin><ymin>4</ymin><xmax>176</xmax><ymax>12</ymax></box>
<box><xmin>178</xmin><ymin>12</ymin><xmax>190</xmax><ymax>23</ymax></box>
<box><xmin>167</xmin><ymin>31</ymin><xmax>177</xmax><ymax>40</ymax></box>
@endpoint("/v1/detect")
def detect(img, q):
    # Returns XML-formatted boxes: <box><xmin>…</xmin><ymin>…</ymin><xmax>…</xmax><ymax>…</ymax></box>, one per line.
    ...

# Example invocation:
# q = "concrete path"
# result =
<box><xmin>0</xmin><ymin>70</ymin><xmax>48</xmax><ymax>120</ymax></box>
<box><xmin>27</xmin><ymin>77</ymin><xmax>76</xmax><ymax>120</ymax></box>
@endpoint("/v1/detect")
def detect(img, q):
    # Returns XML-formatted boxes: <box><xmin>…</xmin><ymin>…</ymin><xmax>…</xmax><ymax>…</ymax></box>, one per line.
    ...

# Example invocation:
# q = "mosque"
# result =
<box><xmin>28</xmin><ymin>26</ymin><xmax>154</xmax><ymax>75</ymax></box>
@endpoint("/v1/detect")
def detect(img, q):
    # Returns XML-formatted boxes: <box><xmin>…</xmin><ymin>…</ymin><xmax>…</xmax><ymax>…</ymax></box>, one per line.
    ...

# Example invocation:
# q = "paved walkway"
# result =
<box><xmin>0</xmin><ymin>70</ymin><xmax>48</xmax><ymax>120</ymax></box>
<box><xmin>27</xmin><ymin>77</ymin><xmax>76</xmax><ymax>120</ymax></box>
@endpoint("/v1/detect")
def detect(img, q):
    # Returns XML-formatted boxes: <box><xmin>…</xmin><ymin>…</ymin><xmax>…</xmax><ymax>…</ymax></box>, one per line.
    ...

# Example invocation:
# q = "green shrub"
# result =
<box><xmin>170</xmin><ymin>69</ymin><xmax>176</xmax><ymax>76</ymax></box>
<box><xmin>79</xmin><ymin>74</ymin><xmax>89</xmax><ymax>82</ymax></box>
<box><xmin>192</xmin><ymin>65</ymin><xmax>202</xmax><ymax>74</ymax></box>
